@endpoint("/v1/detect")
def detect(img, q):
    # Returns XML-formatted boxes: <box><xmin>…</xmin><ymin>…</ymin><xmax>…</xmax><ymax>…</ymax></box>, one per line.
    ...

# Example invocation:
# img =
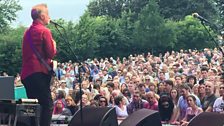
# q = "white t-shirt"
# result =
<box><xmin>115</xmin><ymin>105</ymin><xmax>128</xmax><ymax>118</ymax></box>
<box><xmin>213</xmin><ymin>97</ymin><xmax>224</xmax><ymax>112</ymax></box>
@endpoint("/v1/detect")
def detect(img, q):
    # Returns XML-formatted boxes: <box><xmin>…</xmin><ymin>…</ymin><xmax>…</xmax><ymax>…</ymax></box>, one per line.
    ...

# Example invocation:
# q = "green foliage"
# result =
<box><xmin>72</xmin><ymin>13</ymin><xmax>131</xmax><ymax>59</ymax></box>
<box><xmin>133</xmin><ymin>0</ymin><xmax>177</xmax><ymax>54</ymax></box>
<box><xmin>88</xmin><ymin>0</ymin><xmax>149</xmax><ymax>18</ymax></box>
<box><xmin>159</xmin><ymin>0</ymin><xmax>218</xmax><ymax>21</ymax></box>
<box><xmin>88</xmin><ymin>0</ymin><xmax>125</xmax><ymax>18</ymax></box>
<box><xmin>215</xmin><ymin>0</ymin><xmax>224</xmax><ymax>29</ymax></box>
<box><xmin>49</xmin><ymin>0</ymin><xmax>219</xmax><ymax>61</ymax></box>
<box><xmin>0</xmin><ymin>0</ymin><xmax>22</xmax><ymax>33</ymax></box>
<box><xmin>174</xmin><ymin>16</ymin><xmax>215</xmax><ymax>50</ymax></box>
<box><xmin>0</xmin><ymin>26</ymin><xmax>26</xmax><ymax>75</ymax></box>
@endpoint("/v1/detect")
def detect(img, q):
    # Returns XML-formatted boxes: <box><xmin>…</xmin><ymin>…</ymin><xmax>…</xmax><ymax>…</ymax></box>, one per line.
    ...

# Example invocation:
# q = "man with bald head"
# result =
<box><xmin>202</xmin><ymin>81</ymin><xmax>217</xmax><ymax>112</ymax></box>
<box><xmin>21</xmin><ymin>3</ymin><xmax>56</xmax><ymax>126</ymax></box>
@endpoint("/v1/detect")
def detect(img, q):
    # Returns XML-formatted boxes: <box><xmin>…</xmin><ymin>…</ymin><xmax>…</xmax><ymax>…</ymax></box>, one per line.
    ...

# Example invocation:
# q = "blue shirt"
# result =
<box><xmin>177</xmin><ymin>94</ymin><xmax>201</xmax><ymax>120</ymax></box>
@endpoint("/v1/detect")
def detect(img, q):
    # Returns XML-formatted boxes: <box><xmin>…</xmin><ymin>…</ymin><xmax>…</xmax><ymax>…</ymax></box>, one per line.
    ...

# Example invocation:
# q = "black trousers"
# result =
<box><xmin>22</xmin><ymin>72</ymin><xmax>53</xmax><ymax>126</ymax></box>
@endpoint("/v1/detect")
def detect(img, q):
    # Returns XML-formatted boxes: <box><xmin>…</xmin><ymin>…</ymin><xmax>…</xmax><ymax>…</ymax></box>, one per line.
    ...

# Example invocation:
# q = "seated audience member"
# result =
<box><xmin>158</xmin><ymin>93</ymin><xmax>174</xmax><ymax>123</ymax></box>
<box><xmin>181</xmin><ymin>95</ymin><xmax>203</xmax><ymax>126</ymax></box>
<box><xmin>65</xmin><ymin>96</ymin><xmax>79</xmax><ymax>115</ymax></box>
<box><xmin>56</xmin><ymin>80</ymin><xmax>69</xmax><ymax>96</ymax></box>
<box><xmin>82</xmin><ymin>93</ymin><xmax>91</xmax><ymax>107</ymax></box>
<box><xmin>53</xmin><ymin>99</ymin><xmax>70</xmax><ymax>115</ymax></box>
<box><xmin>144</xmin><ymin>91</ymin><xmax>158</xmax><ymax>110</ymax></box>
<box><xmin>54</xmin><ymin>90</ymin><xmax>66</xmax><ymax>107</ymax></box>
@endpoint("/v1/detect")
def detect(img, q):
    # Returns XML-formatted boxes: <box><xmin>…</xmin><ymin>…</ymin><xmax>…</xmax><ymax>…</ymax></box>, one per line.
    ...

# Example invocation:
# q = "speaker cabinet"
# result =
<box><xmin>119</xmin><ymin>109</ymin><xmax>162</xmax><ymax>126</ymax></box>
<box><xmin>188</xmin><ymin>112</ymin><xmax>224</xmax><ymax>126</ymax></box>
<box><xmin>0</xmin><ymin>76</ymin><xmax>14</xmax><ymax>100</ymax></box>
<box><xmin>68</xmin><ymin>107</ymin><xmax>118</xmax><ymax>126</ymax></box>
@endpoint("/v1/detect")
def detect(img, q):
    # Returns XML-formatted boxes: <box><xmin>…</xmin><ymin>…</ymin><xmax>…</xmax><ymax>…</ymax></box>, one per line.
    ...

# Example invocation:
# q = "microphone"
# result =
<box><xmin>50</xmin><ymin>20</ymin><xmax>63</xmax><ymax>28</ymax></box>
<box><xmin>192</xmin><ymin>13</ymin><xmax>210</xmax><ymax>23</ymax></box>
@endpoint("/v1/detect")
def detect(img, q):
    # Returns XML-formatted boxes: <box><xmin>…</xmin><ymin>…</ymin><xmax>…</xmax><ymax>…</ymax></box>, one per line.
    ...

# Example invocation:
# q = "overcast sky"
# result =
<box><xmin>13</xmin><ymin>0</ymin><xmax>90</xmax><ymax>27</ymax></box>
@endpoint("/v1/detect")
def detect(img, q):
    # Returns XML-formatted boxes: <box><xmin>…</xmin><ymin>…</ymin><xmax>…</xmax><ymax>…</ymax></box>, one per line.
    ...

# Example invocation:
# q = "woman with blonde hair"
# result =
<box><xmin>65</xmin><ymin>96</ymin><xmax>78</xmax><ymax>115</ymax></box>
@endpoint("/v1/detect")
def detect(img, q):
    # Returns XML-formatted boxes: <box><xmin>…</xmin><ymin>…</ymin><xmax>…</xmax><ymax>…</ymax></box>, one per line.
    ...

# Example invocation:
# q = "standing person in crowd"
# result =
<box><xmin>21</xmin><ymin>3</ymin><xmax>56</xmax><ymax>126</ymax></box>
<box><xmin>200</xmin><ymin>67</ymin><xmax>209</xmax><ymax>80</ymax></box>
<box><xmin>180</xmin><ymin>95</ymin><xmax>203</xmax><ymax>126</ymax></box>
<box><xmin>198</xmin><ymin>82</ymin><xmax>206</xmax><ymax>105</ymax></box>
<box><xmin>164</xmin><ymin>80</ymin><xmax>174</xmax><ymax>95</ymax></box>
<box><xmin>157</xmin><ymin>82</ymin><xmax>165</xmax><ymax>95</ymax></box>
<box><xmin>202</xmin><ymin>81</ymin><xmax>217</xmax><ymax>112</ymax></box>
<box><xmin>158</xmin><ymin>93</ymin><xmax>174</xmax><ymax>123</ymax></box>
<box><xmin>122</xmin><ymin>88</ymin><xmax>131</xmax><ymax>103</ymax></box>
<box><xmin>213</xmin><ymin>83</ymin><xmax>224</xmax><ymax>113</ymax></box>
<box><xmin>114</xmin><ymin>95</ymin><xmax>128</xmax><ymax>121</ymax></box>
<box><xmin>144</xmin><ymin>92</ymin><xmax>158</xmax><ymax>110</ymax></box>
<box><xmin>170</xmin><ymin>88</ymin><xmax>179</xmax><ymax>106</ymax></box>
<box><xmin>98</xmin><ymin>96</ymin><xmax>109</xmax><ymax>107</ymax></box>
<box><xmin>186</xmin><ymin>75</ymin><xmax>197</xmax><ymax>88</ymax></box>
<box><xmin>192</xmin><ymin>84</ymin><xmax>199</xmax><ymax>96</ymax></box>
<box><xmin>127</xmin><ymin>90</ymin><xmax>147</xmax><ymax>114</ymax></box>
<box><xmin>173</xmin><ymin>84</ymin><xmax>201</xmax><ymax>122</ymax></box>
<box><xmin>174</xmin><ymin>75</ymin><xmax>183</xmax><ymax>89</ymax></box>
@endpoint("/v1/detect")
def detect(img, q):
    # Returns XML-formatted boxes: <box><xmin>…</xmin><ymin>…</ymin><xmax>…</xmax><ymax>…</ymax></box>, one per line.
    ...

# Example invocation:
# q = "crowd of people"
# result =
<box><xmin>12</xmin><ymin>47</ymin><xmax>224</xmax><ymax>125</ymax></box>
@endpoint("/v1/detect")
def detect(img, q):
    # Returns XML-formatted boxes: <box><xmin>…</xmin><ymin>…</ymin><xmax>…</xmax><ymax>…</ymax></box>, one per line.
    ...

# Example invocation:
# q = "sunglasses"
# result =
<box><xmin>220</xmin><ymin>87</ymin><xmax>224</xmax><ymax>90</ymax></box>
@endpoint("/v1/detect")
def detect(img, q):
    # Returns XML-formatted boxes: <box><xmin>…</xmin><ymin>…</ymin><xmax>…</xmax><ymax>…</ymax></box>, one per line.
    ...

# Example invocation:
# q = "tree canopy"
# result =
<box><xmin>0</xmin><ymin>0</ymin><xmax>22</xmax><ymax>33</ymax></box>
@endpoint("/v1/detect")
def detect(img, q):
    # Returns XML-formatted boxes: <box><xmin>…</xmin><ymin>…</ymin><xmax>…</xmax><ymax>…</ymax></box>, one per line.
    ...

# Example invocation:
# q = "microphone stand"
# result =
<box><xmin>51</xmin><ymin>23</ymin><xmax>84</xmax><ymax>125</ymax></box>
<box><xmin>200</xmin><ymin>20</ymin><xmax>224</xmax><ymax>56</ymax></box>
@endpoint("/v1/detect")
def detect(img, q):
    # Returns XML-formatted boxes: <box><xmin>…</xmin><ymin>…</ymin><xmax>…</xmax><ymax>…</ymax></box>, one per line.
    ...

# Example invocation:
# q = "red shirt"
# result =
<box><xmin>21</xmin><ymin>20</ymin><xmax>57</xmax><ymax>80</ymax></box>
<box><xmin>143</xmin><ymin>100</ymin><xmax>159</xmax><ymax>111</ymax></box>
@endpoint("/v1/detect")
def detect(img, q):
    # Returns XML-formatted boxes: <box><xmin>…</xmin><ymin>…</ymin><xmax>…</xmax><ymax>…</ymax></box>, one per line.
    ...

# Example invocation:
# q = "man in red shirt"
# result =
<box><xmin>21</xmin><ymin>3</ymin><xmax>56</xmax><ymax>126</ymax></box>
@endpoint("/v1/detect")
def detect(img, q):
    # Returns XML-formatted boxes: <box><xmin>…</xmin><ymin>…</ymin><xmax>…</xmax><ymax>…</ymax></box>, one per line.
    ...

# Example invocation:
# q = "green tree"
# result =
<box><xmin>0</xmin><ymin>0</ymin><xmax>22</xmax><ymax>33</ymax></box>
<box><xmin>159</xmin><ymin>0</ymin><xmax>218</xmax><ymax>21</ymax></box>
<box><xmin>0</xmin><ymin>26</ymin><xmax>26</xmax><ymax>75</ymax></box>
<box><xmin>215</xmin><ymin>0</ymin><xmax>224</xmax><ymax>28</ymax></box>
<box><xmin>73</xmin><ymin>13</ymin><xmax>131</xmax><ymax>59</ymax></box>
<box><xmin>88</xmin><ymin>0</ymin><xmax>125</xmax><ymax>18</ymax></box>
<box><xmin>174</xmin><ymin>15</ymin><xmax>215</xmax><ymax>50</ymax></box>
<box><xmin>49</xmin><ymin>19</ymin><xmax>79</xmax><ymax>62</ymax></box>
<box><xmin>133</xmin><ymin>0</ymin><xmax>176</xmax><ymax>54</ymax></box>
<box><xmin>87</xmin><ymin>0</ymin><xmax>149</xmax><ymax>19</ymax></box>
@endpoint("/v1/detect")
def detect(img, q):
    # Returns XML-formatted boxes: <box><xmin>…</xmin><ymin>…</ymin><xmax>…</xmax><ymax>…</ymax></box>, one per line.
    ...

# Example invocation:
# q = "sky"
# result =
<box><xmin>13</xmin><ymin>0</ymin><xmax>90</xmax><ymax>27</ymax></box>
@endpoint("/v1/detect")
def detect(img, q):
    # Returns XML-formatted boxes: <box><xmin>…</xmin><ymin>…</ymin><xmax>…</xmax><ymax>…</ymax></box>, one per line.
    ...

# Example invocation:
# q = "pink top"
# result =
<box><xmin>144</xmin><ymin>101</ymin><xmax>158</xmax><ymax>110</ymax></box>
